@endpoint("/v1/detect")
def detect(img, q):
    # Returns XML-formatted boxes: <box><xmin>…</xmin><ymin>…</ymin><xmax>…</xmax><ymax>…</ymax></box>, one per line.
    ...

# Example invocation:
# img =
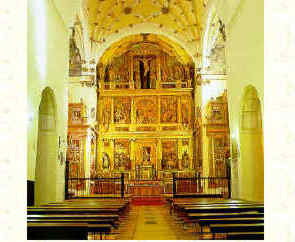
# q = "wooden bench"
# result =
<box><xmin>226</xmin><ymin>231</ymin><xmax>264</xmax><ymax>240</ymax></box>
<box><xmin>27</xmin><ymin>199</ymin><xmax>130</xmax><ymax>239</ymax></box>
<box><xmin>28</xmin><ymin>213</ymin><xmax>119</xmax><ymax>227</ymax></box>
<box><xmin>187</xmin><ymin>212</ymin><xmax>264</xmax><ymax>220</ymax></box>
<box><xmin>27</xmin><ymin>222</ymin><xmax>112</xmax><ymax>240</ymax></box>
<box><xmin>169</xmin><ymin>198</ymin><xmax>264</xmax><ymax>239</ymax></box>
<box><xmin>210</xmin><ymin>223</ymin><xmax>264</xmax><ymax>239</ymax></box>
<box><xmin>27</xmin><ymin>214</ymin><xmax>119</xmax><ymax>220</ymax></box>
<box><xmin>27</xmin><ymin>207</ymin><xmax>121</xmax><ymax>214</ymax></box>
<box><xmin>198</xmin><ymin>217</ymin><xmax>264</xmax><ymax>233</ymax></box>
<box><xmin>170</xmin><ymin>199</ymin><xmax>264</xmax><ymax>214</ymax></box>
<box><xmin>183</xmin><ymin>205</ymin><xmax>264</xmax><ymax>213</ymax></box>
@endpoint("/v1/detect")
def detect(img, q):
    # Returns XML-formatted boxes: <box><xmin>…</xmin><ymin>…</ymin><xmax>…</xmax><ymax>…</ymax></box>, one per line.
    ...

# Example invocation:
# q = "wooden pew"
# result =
<box><xmin>27</xmin><ymin>207</ymin><xmax>121</xmax><ymax>214</ymax></box>
<box><xmin>183</xmin><ymin>205</ymin><xmax>264</xmax><ymax>213</ymax></box>
<box><xmin>27</xmin><ymin>222</ymin><xmax>112</xmax><ymax>240</ymax></box>
<box><xmin>198</xmin><ymin>217</ymin><xmax>264</xmax><ymax>233</ymax></box>
<box><xmin>170</xmin><ymin>198</ymin><xmax>262</xmax><ymax>215</ymax></box>
<box><xmin>27</xmin><ymin>214</ymin><xmax>119</xmax><ymax>228</ymax></box>
<box><xmin>27</xmin><ymin>214</ymin><xmax>119</xmax><ymax>220</ymax></box>
<box><xmin>226</xmin><ymin>231</ymin><xmax>264</xmax><ymax>240</ymax></box>
<box><xmin>209</xmin><ymin>223</ymin><xmax>264</xmax><ymax>240</ymax></box>
<box><xmin>187</xmin><ymin>212</ymin><xmax>264</xmax><ymax>220</ymax></box>
<box><xmin>169</xmin><ymin>198</ymin><xmax>264</xmax><ymax>240</ymax></box>
<box><xmin>27</xmin><ymin>198</ymin><xmax>130</xmax><ymax>239</ymax></box>
<box><xmin>210</xmin><ymin>223</ymin><xmax>264</xmax><ymax>233</ymax></box>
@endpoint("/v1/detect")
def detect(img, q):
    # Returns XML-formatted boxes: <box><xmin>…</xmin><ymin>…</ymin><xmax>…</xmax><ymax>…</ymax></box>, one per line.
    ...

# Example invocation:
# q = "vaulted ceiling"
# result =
<box><xmin>84</xmin><ymin>0</ymin><xmax>207</xmax><ymax>46</ymax></box>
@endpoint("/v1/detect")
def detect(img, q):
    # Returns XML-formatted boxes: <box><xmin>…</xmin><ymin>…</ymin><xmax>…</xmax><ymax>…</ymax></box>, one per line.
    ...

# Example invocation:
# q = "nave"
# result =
<box><xmin>27</xmin><ymin>0</ymin><xmax>264</xmax><ymax>240</ymax></box>
<box><xmin>27</xmin><ymin>197</ymin><xmax>264</xmax><ymax>240</ymax></box>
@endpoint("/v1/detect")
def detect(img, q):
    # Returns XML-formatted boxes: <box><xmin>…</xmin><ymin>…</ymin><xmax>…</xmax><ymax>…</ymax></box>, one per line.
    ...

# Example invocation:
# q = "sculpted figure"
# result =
<box><xmin>102</xmin><ymin>152</ymin><xmax>110</xmax><ymax>169</ymax></box>
<box><xmin>182</xmin><ymin>151</ymin><xmax>189</xmax><ymax>169</ymax></box>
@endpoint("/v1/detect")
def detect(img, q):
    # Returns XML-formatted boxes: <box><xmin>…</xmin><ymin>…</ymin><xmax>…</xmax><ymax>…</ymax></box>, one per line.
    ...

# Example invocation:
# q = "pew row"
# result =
<box><xmin>27</xmin><ymin>198</ymin><xmax>129</xmax><ymax>240</ymax></box>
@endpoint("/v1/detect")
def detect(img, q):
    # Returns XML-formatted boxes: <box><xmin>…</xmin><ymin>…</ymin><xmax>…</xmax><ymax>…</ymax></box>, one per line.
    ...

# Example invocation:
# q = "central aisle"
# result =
<box><xmin>116</xmin><ymin>199</ymin><xmax>196</xmax><ymax>240</ymax></box>
<box><xmin>132</xmin><ymin>205</ymin><xmax>178</xmax><ymax>240</ymax></box>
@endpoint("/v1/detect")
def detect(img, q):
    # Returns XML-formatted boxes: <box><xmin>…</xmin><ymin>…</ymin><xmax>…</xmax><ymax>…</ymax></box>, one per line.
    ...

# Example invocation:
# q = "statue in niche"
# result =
<box><xmin>167</xmin><ymin>152</ymin><xmax>177</xmax><ymax>170</ymax></box>
<box><xmin>69</xmin><ymin>28</ymin><xmax>82</xmax><ymax>76</ymax></box>
<box><xmin>96</xmin><ymin>63</ymin><xmax>104</xmax><ymax>81</ymax></box>
<box><xmin>173</xmin><ymin>63</ymin><xmax>183</xmax><ymax>80</ymax></box>
<box><xmin>142</xmin><ymin>147</ymin><xmax>151</xmax><ymax>165</ymax></box>
<box><xmin>102</xmin><ymin>98</ymin><xmax>111</xmax><ymax>131</ymax></box>
<box><xmin>114</xmin><ymin>106</ymin><xmax>124</xmax><ymax>123</ymax></box>
<box><xmin>182</xmin><ymin>150</ymin><xmax>189</xmax><ymax>169</ymax></box>
<box><xmin>108</xmin><ymin>63</ymin><xmax>116</xmax><ymax>82</ymax></box>
<box><xmin>102</xmin><ymin>152</ymin><xmax>110</xmax><ymax>169</ymax></box>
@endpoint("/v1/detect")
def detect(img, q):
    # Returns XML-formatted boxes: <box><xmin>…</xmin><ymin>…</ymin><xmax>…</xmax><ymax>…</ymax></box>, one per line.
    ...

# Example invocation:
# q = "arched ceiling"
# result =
<box><xmin>84</xmin><ymin>0</ymin><xmax>207</xmax><ymax>47</ymax></box>
<box><xmin>99</xmin><ymin>33</ymin><xmax>194</xmax><ymax>65</ymax></box>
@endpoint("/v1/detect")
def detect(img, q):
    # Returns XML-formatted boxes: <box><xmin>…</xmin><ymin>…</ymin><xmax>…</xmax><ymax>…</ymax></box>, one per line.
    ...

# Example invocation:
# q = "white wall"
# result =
<box><xmin>225</xmin><ymin>0</ymin><xmax>264</xmax><ymax>201</ymax></box>
<box><xmin>28</xmin><ymin>0</ymin><xmax>70</xmax><ymax>202</ymax></box>
<box><xmin>68</xmin><ymin>78</ymin><xmax>97</xmax><ymax>126</ymax></box>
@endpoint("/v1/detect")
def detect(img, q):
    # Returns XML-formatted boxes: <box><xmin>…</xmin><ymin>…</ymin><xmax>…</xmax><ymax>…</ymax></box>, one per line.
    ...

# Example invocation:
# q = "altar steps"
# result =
<box><xmin>131</xmin><ymin>197</ymin><xmax>166</xmax><ymax>206</ymax></box>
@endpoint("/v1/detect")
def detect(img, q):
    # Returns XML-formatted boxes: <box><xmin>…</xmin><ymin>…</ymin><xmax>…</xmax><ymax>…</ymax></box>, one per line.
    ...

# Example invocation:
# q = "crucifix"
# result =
<box><xmin>138</xmin><ymin>56</ymin><xmax>153</xmax><ymax>89</ymax></box>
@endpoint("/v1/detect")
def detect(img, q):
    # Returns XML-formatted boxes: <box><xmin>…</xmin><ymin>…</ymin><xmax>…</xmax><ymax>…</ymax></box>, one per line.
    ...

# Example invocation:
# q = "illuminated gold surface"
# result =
<box><xmin>99</xmin><ymin>34</ymin><xmax>194</xmax><ymax>65</ymax></box>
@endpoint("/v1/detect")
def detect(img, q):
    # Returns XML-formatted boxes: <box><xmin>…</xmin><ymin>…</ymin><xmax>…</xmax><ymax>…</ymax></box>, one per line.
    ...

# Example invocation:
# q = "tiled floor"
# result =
<box><xmin>116</xmin><ymin>202</ymin><xmax>196</xmax><ymax>240</ymax></box>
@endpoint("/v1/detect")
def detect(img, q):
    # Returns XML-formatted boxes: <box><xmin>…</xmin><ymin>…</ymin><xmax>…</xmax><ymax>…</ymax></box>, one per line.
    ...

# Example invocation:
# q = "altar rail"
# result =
<box><xmin>172</xmin><ymin>174</ymin><xmax>231</xmax><ymax>198</ymax></box>
<box><xmin>65</xmin><ymin>174</ymin><xmax>125</xmax><ymax>199</ymax></box>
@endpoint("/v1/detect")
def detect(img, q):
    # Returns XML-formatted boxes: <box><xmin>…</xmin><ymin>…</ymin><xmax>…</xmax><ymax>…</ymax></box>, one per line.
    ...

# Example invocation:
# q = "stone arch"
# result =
<box><xmin>94</xmin><ymin>23</ymin><xmax>198</xmax><ymax>65</ymax></box>
<box><xmin>35</xmin><ymin>87</ymin><xmax>58</xmax><ymax>205</ymax></box>
<box><xmin>239</xmin><ymin>85</ymin><xmax>264</xmax><ymax>202</ymax></box>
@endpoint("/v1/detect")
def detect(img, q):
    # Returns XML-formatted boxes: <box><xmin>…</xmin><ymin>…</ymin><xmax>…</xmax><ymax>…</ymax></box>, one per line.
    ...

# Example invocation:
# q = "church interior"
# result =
<box><xmin>27</xmin><ymin>0</ymin><xmax>264</xmax><ymax>240</ymax></box>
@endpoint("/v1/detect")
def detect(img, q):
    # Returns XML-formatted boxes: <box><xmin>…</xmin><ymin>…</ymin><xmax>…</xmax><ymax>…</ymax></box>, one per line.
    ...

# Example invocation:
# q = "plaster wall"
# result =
<box><xmin>225</xmin><ymin>0</ymin><xmax>264</xmax><ymax>201</ymax></box>
<box><xmin>27</xmin><ymin>0</ymin><xmax>69</xmax><ymax>202</ymax></box>
<box><xmin>68</xmin><ymin>81</ymin><xmax>97</xmax><ymax>126</ymax></box>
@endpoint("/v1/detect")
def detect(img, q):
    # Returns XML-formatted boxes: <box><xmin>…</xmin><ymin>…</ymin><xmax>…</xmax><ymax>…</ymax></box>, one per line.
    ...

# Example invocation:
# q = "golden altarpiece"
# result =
<box><xmin>95</xmin><ymin>40</ymin><xmax>197</xmax><ymax>182</ymax></box>
<box><xmin>204</xmin><ymin>91</ymin><xmax>230</xmax><ymax>178</ymax></box>
<box><xmin>67</xmin><ymin>103</ymin><xmax>97</xmax><ymax>180</ymax></box>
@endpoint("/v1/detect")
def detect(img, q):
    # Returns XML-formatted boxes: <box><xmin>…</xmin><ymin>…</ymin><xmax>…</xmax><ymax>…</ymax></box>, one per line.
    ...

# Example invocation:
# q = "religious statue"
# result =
<box><xmin>102</xmin><ymin>152</ymin><xmax>110</xmax><ymax>169</ymax></box>
<box><xmin>138</xmin><ymin>56</ymin><xmax>154</xmax><ymax>89</ymax></box>
<box><xmin>142</xmin><ymin>147</ymin><xmax>151</xmax><ymax>165</ymax></box>
<box><xmin>69</xmin><ymin>29</ymin><xmax>82</xmax><ymax>76</ymax></box>
<box><xmin>182</xmin><ymin>150</ymin><xmax>189</xmax><ymax>169</ymax></box>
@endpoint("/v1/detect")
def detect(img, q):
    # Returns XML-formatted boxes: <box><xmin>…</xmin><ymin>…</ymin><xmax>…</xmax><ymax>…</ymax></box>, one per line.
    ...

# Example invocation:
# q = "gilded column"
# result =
<box><xmin>130</xmin><ymin>57</ymin><xmax>134</xmax><ymax>89</ymax></box>
<box><xmin>111</xmin><ymin>97</ymin><xmax>114</xmax><ymax>132</ymax></box>
<box><xmin>130</xmin><ymin>97</ymin><xmax>136</xmax><ymax>132</ymax></box>
<box><xmin>158</xmin><ymin>96</ymin><xmax>161</xmax><ymax>132</ymax></box>
<box><xmin>177</xmin><ymin>96</ymin><xmax>181</xmax><ymax>130</ymax></box>
<box><xmin>110</xmin><ymin>139</ymin><xmax>115</xmax><ymax>170</ymax></box>
<box><xmin>157</xmin><ymin>56</ymin><xmax>161</xmax><ymax>89</ymax></box>
<box><xmin>189</xmin><ymin>138</ymin><xmax>193</xmax><ymax>170</ymax></box>
<box><xmin>130</xmin><ymin>138</ymin><xmax>136</xmax><ymax>179</ymax></box>
<box><xmin>178</xmin><ymin>139</ymin><xmax>182</xmax><ymax>170</ymax></box>
<box><xmin>157</xmin><ymin>139</ymin><xmax>162</xmax><ymax>175</ymax></box>
<box><xmin>98</xmin><ymin>137</ymin><xmax>103</xmax><ymax>170</ymax></box>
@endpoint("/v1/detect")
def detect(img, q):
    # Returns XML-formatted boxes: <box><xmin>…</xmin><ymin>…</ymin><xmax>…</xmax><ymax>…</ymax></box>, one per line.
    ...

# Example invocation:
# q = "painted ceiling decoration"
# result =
<box><xmin>85</xmin><ymin>0</ymin><xmax>207</xmax><ymax>45</ymax></box>
<box><xmin>56</xmin><ymin>0</ymin><xmax>234</xmax><ymax>76</ymax></box>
